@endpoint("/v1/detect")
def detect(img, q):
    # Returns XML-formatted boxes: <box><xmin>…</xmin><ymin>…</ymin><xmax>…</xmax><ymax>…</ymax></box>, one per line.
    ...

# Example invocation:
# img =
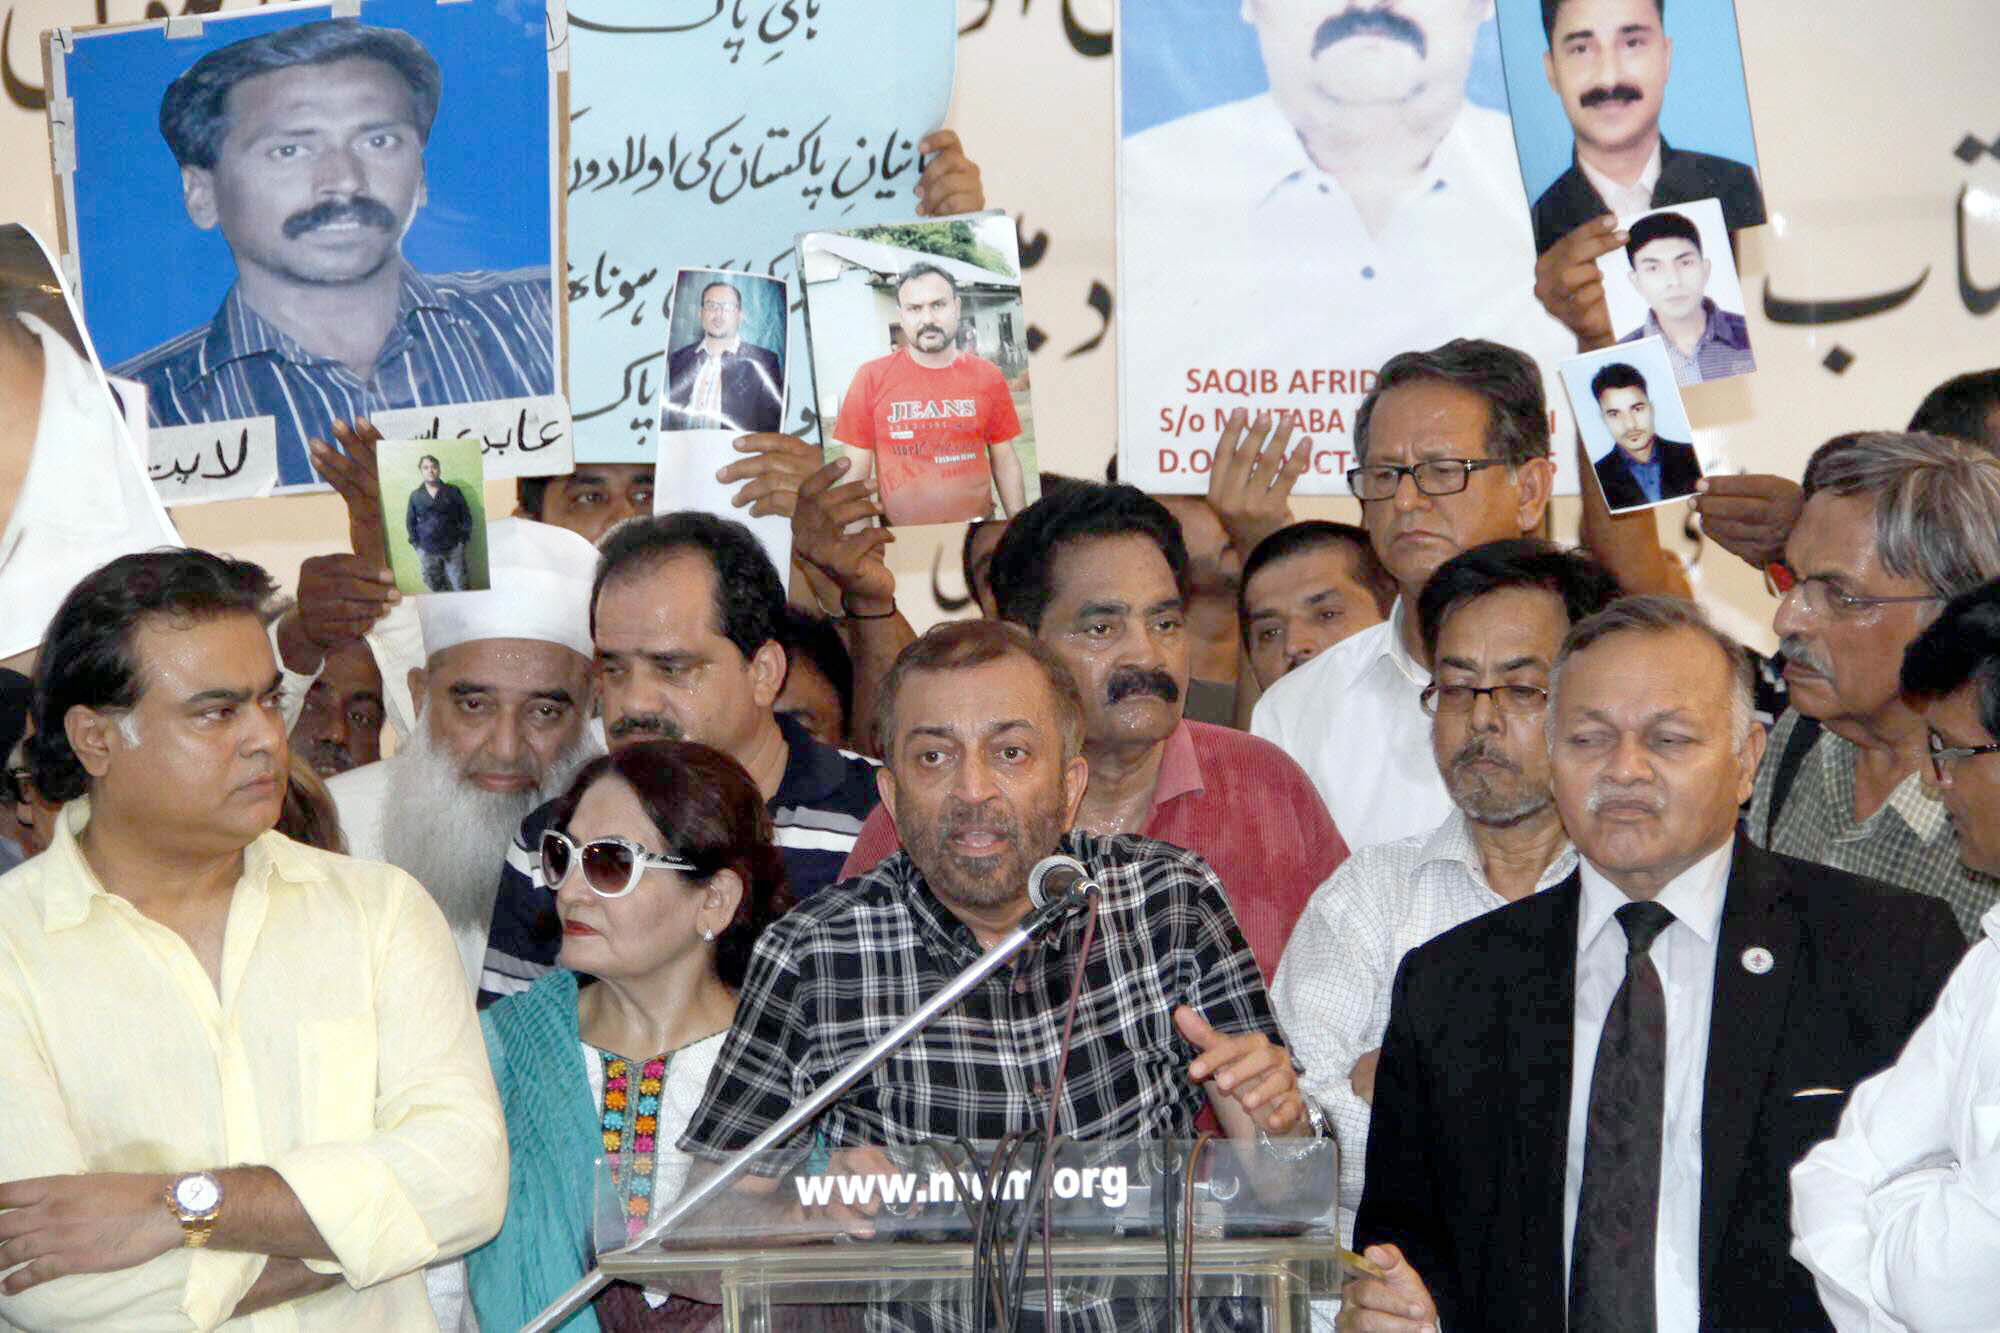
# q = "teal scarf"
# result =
<box><xmin>465</xmin><ymin>969</ymin><xmax>603</xmax><ymax>1333</ymax></box>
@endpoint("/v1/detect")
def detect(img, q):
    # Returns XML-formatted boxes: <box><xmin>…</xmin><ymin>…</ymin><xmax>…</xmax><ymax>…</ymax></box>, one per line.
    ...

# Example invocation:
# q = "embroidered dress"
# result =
<box><xmin>591</xmin><ymin>1046</ymin><xmax>713</xmax><ymax>1241</ymax></box>
<box><xmin>583</xmin><ymin>1038</ymin><xmax>721</xmax><ymax>1331</ymax></box>
<box><xmin>464</xmin><ymin>969</ymin><xmax>722</xmax><ymax>1333</ymax></box>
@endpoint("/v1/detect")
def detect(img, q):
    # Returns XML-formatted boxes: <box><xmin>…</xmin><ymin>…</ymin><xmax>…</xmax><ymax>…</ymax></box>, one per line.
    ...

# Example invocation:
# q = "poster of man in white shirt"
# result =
<box><xmin>0</xmin><ymin>224</ymin><xmax>181</xmax><ymax>663</ymax></box>
<box><xmin>1118</xmin><ymin>0</ymin><xmax>1574</xmax><ymax>496</ymax></box>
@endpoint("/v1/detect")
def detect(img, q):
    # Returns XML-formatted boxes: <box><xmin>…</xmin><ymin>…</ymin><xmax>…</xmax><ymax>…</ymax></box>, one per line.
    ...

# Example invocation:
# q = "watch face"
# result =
<box><xmin>176</xmin><ymin>1174</ymin><xmax>221</xmax><ymax>1213</ymax></box>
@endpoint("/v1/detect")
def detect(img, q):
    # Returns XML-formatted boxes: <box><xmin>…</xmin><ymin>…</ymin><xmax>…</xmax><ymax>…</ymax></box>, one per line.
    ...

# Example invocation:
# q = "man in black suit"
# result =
<box><xmin>663</xmin><ymin>279</ymin><xmax>784</xmax><ymax>433</ymax></box>
<box><xmin>1340</xmin><ymin>595</ymin><xmax>1963</xmax><ymax>1333</ymax></box>
<box><xmin>1590</xmin><ymin>361</ymin><xmax>1700</xmax><ymax>510</ymax></box>
<box><xmin>1530</xmin><ymin>0</ymin><xmax>1765</xmax><ymax>254</ymax></box>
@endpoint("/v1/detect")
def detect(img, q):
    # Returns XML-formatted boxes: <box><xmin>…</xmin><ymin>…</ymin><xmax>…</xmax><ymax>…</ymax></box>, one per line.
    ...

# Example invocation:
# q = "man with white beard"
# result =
<box><xmin>328</xmin><ymin>517</ymin><xmax>600</xmax><ymax>986</ymax></box>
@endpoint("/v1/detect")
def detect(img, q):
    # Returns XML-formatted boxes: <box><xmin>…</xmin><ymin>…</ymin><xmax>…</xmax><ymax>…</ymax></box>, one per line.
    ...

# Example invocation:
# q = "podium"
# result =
<box><xmin>594</xmin><ymin>1233</ymin><xmax>1341</xmax><ymax>1331</ymax></box>
<box><xmin>574</xmin><ymin>1138</ymin><xmax>1346</xmax><ymax>1331</ymax></box>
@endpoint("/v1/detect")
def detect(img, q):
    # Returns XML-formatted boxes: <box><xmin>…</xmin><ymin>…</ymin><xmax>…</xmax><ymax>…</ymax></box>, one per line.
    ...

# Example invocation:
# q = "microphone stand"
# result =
<box><xmin>521</xmin><ymin>887</ymin><xmax>1093</xmax><ymax>1332</ymax></box>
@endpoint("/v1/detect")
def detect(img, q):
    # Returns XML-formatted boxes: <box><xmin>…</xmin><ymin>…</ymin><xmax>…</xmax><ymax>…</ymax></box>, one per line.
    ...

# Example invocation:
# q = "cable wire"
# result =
<box><xmin>1037</xmin><ymin>893</ymin><xmax>1099</xmax><ymax>1325</ymax></box>
<box><xmin>1161</xmin><ymin>1139</ymin><xmax>1182</xmax><ymax>1333</ymax></box>
<box><xmin>1181</xmin><ymin>1135</ymin><xmax>1214</xmax><ymax>1331</ymax></box>
<box><xmin>1006</xmin><ymin>1134</ymin><xmax>1063</xmax><ymax>1329</ymax></box>
<box><xmin>978</xmin><ymin>1131</ymin><xmax>1028</xmax><ymax>1331</ymax></box>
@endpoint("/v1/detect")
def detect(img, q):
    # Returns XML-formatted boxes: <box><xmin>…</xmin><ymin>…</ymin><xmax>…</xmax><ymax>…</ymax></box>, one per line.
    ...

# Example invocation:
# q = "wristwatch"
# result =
<box><xmin>165</xmin><ymin>1171</ymin><xmax>223</xmax><ymax>1248</ymax></box>
<box><xmin>1258</xmin><ymin>1096</ymin><xmax>1330</xmax><ymax>1164</ymax></box>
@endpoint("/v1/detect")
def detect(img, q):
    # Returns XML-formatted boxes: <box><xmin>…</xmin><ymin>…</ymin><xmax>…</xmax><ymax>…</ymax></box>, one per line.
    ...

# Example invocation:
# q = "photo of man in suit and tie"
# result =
<box><xmin>1587</xmin><ymin>359</ymin><xmax>1702</xmax><ymax>513</ymax></box>
<box><xmin>1519</xmin><ymin>0</ymin><xmax>1765</xmax><ymax>255</ymax></box>
<box><xmin>661</xmin><ymin>274</ymin><xmax>785</xmax><ymax>434</ymax></box>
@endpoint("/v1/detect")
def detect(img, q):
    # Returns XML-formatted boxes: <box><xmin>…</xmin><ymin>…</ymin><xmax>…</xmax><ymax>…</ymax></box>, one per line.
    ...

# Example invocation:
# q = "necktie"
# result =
<box><xmin>1570</xmin><ymin>899</ymin><xmax>1675</xmax><ymax>1333</ymax></box>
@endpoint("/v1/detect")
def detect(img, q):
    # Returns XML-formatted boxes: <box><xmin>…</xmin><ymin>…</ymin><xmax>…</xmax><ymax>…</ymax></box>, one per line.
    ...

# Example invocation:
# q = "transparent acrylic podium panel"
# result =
<box><xmin>587</xmin><ymin>1138</ymin><xmax>1346</xmax><ymax>1332</ymax></box>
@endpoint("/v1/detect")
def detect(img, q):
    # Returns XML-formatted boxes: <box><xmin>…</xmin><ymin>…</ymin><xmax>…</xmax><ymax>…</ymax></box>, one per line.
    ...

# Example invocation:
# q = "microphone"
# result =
<box><xmin>1027</xmin><ymin>853</ymin><xmax>1097</xmax><ymax>910</ymax></box>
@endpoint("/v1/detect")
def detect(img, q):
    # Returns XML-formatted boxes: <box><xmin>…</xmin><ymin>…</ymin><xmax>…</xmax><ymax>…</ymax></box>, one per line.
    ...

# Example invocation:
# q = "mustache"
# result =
<box><xmin>1450</xmin><ymin>736</ymin><xmax>1519</xmax><ymax>775</ymax></box>
<box><xmin>302</xmin><ymin>739</ymin><xmax>355</xmax><ymax>774</ymax></box>
<box><xmin>940</xmin><ymin>799</ymin><xmax>1018</xmax><ymax>842</ymax></box>
<box><xmin>1585</xmin><ymin>783</ymin><xmax>1666</xmax><ymax>815</ymax></box>
<box><xmin>1106</xmin><ymin>666</ymin><xmax>1181</xmax><ymax>705</ymax></box>
<box><xmin>608</xmin><ymin>714</ymin><xmax>683</xmax><ymax>742</ymax></box>
<box><xmin>1579</xmin><ymin>84</ymin><xmax>1645</xmax><ymax>109</ymax></box>
<box><xmin>1313</xmin><ymin>6</ymin><xmax>1426</xmax><ymax>59</ymax></box>
<box><xmin>281</xmin><ymin>195</ymin><xmax>400</xmax><ymax>239</ymax></box>
<box><xmin>462</xmin><ymin>758</ymin><xmax>536</xmax><ymax>783</ymax></box>
<box><xmin>1778</xmin><ymin>635</ymin><xmax>1834</xmax><ymax>677</ymax></box>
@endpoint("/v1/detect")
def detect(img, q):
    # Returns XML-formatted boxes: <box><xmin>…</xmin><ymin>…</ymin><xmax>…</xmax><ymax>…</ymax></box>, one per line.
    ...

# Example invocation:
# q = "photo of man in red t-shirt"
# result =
<box><xmin>832</xmin><ymin>263</ymin><xmax>1026</xmax><ymax>527</ymax></box>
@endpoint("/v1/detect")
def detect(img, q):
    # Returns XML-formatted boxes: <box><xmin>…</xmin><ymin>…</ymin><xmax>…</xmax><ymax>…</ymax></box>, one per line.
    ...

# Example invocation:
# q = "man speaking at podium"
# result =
<box><xmin>682</xmin><ymin>616</ymin><xmax>1313</xmax><ymax>1163</ymax></box>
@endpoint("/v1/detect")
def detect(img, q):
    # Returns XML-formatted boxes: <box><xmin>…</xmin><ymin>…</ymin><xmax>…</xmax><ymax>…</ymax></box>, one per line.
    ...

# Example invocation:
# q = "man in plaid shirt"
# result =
<box><xmin>681</xmin><ymin>619</ymin><xmax>1312</xmax><ymax>1328</ymax></box>
<box><xmin>1748</xmin><ymin>432</ymin><xmax>2000</xmax><ymax>935</ymax></box>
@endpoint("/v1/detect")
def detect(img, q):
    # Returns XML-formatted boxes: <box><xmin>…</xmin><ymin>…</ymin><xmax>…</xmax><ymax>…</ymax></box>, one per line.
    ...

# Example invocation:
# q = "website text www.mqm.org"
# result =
<box><xmin>792</xmin><ymin>1164</ymin><xmax>1131</xmax><ymax>1211</ymax></box>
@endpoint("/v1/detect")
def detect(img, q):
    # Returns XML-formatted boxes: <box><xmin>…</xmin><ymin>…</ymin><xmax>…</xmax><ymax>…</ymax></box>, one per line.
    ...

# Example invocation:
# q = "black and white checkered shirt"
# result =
<box><xmin>682</xmin><ymin>829</ymin><xmax>1280</xmax><ymax>1157</ymax></box>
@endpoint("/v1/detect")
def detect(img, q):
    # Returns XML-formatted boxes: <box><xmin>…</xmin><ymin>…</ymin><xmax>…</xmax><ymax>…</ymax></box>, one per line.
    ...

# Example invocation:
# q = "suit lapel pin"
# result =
<box><xmin>1741</xmin><ymin>946</ymin><xmax>1774</xmax><ymax>975</ymax></box>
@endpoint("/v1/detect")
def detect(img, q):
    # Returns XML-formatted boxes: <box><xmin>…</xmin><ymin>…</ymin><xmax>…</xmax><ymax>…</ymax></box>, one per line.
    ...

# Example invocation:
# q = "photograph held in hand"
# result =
<box><xmin>1493</xmin><ymin>0</ymin><xmax>1767</xmax><ymax>255</ymax></box>
<box><xmin>802</xmin><ymin>214</ymin><xmax>1040</xmax><ymax>528</ymax></box>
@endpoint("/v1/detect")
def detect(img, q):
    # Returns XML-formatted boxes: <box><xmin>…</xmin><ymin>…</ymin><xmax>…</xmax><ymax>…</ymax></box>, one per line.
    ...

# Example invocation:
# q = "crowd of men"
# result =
<box><xmin>5</xmin><ymin>325</ymin><xmax>1999</xmax><ymax>1330</ymax></box>
<box><xmin>6</xmin><ymin>29</ymin><xmax>2000</xmax><ymax>1333</ymax></box>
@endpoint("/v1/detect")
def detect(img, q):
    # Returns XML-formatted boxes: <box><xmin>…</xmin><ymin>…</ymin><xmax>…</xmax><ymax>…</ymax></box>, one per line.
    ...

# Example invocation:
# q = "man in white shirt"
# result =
<box><xmin>1341</xmin><ymin>595</ymin><xmax>1962</xmax><ymax>1333</ymax></box>
<box><xmin>1123</xmin><ymin>2</ymin><xmax>1571</xmax><ymax>413</ymax></box>
<box><xmin>1252</xmin><ymin>339</ymin><xmax>1556</xmax><ymax>849</ymax></box>
<box><xmin>1238</xmin><ymin>520</ymin><xmax>1395</xmax><ymax>691</ymax></box>
<box><xmin>1790</xmin><ymin>579</ymin><xmax>2000</xmax><ymax>1331</ymax></box>
<box><xmin>327</xmin><ymin>517</ymin><xmax>600</xmax><ymax>988</ymax></box>
<box><xmin>1273</xmin><ymin>538</ymin><xmax>1618</xmax><ymax>1245</ymax></box>
<box><xmin>0</xmin><ymin>548</ymin><xmax>504</xmax><ymax>1328</ymax></box>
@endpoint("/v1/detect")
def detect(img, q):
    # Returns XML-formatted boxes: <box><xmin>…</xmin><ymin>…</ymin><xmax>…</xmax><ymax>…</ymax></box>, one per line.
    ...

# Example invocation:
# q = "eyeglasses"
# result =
<box><xmin>1927</xmin><ymin>728</ymin><xmax>2000</xmax><ymax>784</ymax></box>
<box><xmin>1765</xmin><ymin>561</ymin><xmax>1941</xmax><ymax>619</ymax></box>
<box><xmin>0</xmin><ymin>767</ymin><xmax>34</xmax><ymax>806</ymax></box>
<box><xmin>1419</xmin><ymin>682</ymin><xmax>1550</xmax><ymax>716</ymax></box>
<box><xmin>541</xmin><ymin>830</ymin><xmax>695</xmax><ymax>899</ymax></box>
<box><xmin>1346</xmin><ymin>458</ymin><xmax>1509</xmax><ymax>501</ymax></box>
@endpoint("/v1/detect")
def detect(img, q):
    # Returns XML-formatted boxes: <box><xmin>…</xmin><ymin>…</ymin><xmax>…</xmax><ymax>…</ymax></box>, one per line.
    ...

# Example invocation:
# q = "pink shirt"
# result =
<box><xmin>840</xmin><ymin>720</ymin><xmax>1348</xmax><ymax>981</ymax></box>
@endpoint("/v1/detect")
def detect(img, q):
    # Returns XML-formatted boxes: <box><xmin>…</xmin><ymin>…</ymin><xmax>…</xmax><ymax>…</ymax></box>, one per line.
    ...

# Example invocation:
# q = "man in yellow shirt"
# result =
<box><xmin>0</xmin><ymin>549</ymin><xmax>505</xmax><ymax>1329</ymax></box>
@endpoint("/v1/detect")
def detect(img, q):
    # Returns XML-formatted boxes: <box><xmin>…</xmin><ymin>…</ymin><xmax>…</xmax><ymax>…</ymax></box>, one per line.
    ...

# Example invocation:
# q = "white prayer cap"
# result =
<box><xmin>416</xmin><ymin>517</ymin><xmax>598</xmax><ymax>661</ymax></box>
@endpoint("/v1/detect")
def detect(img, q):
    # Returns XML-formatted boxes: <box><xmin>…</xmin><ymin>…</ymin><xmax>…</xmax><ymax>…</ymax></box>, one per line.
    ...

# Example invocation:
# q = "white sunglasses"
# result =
<box><xmin>541</xmin><ymin>830</ymin><xmax>695</xmax><ymax>898</ymax></box>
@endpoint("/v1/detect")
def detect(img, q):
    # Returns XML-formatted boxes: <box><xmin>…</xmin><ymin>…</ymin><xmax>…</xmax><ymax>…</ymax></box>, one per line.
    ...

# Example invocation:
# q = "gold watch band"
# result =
<box><xmin>165</xmin><ymin>1173</ymin><xmax>223</xmax><ymax>1249</ymax></box>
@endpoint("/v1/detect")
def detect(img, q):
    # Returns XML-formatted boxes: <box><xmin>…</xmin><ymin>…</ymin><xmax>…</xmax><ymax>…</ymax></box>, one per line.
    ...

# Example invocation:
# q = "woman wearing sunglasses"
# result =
<box><xmin>461</xmin><ymin>740</ymin><xmax>792</xmax><ymax>1333</ymax></box>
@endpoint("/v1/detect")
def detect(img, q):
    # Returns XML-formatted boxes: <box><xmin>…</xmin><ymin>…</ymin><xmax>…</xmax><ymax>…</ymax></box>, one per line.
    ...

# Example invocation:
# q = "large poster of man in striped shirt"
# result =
<box><xmin>53</xmin><ymin>5</ymin><xmax>562</xmax><ymax>489</ymax></box>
